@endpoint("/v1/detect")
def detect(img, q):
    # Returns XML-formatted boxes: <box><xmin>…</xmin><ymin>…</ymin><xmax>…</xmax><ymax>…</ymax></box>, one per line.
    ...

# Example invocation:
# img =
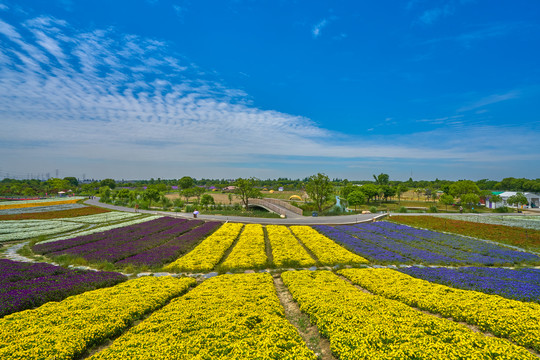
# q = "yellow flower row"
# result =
<box><xmin>90</xmin><ymin>273</ymin><xmax>317</xmax><ymax>360</ymax></box>
<box><xmin>221</xmin><ymin>224</ymin><xmax>267</xmax><ymax>270</ymax></box>
<box><xmin>289</xmin><ymin>226</ymin><xmax>368</xmax><ymax>266</ymax></box>
<box><xmin>0</xmin><ymin>198</ymin><xmax>80</xmax><ymax>210</ymax></box>
<box><xmin>282</xmin><ymin>270</ymin><xmax>535</xmax><ymax>359</ymax></box>
<box><xmin>339</xmin><ymin>268</ymin><xmax>540</xmax><ymax>353</ymax></box>
<box><xmin>0</xmin><ymin>276</ymin><xmax>195</xmax><ymax>360</ymax></box>
<box><xmin>267</xmin><ymin>225</ymin><xmax>316</xmax><ymax>268</ymax></box>
<box><xmin>164</xmin><ymin>222</ymin><xmax>244</xmax><ymax>272</ymax></box>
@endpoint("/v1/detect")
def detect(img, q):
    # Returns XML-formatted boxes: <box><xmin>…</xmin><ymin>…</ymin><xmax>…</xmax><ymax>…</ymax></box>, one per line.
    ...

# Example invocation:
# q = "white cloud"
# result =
<box><xmin>312</xmin><ymin>19</ymin><xmax>328</xmax><ymax>38</ymax></box>
<box><xmin>457</xmin><ymin>91</ymin><xmax>519</xmax><ymax>112</ymax></box>
<box><xmin>0</xmin><ymin>14</ymin><xmax>537</xmax><ymax>180</ymax></box>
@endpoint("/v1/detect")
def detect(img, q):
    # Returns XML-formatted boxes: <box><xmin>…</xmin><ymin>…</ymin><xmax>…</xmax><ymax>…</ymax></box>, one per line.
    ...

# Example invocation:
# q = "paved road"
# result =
<box><xmin>84</xmin><ymin>198</ymin><xmax>386</xmax><ymax>225</ymax></box>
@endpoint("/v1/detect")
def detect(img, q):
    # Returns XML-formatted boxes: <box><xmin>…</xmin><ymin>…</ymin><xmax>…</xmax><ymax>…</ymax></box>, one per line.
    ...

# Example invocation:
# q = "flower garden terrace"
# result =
<box><xmin>3</xmin><ymin>205</ymin><xmax>540</xmax><ymax>359</ymax></box>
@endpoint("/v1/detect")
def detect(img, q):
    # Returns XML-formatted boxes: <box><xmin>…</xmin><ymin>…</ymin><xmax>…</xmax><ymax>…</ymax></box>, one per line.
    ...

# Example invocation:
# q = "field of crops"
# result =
<box><xmin>2</xmin><ymin>206</ymin><xmax>540</xmax><ymax>359</ymax></box>
<box><xmin>436</xmin><ymin>214</ymin><xmax>540</xmax><ymax>230</ymax></box>
<box><xmin>389</xmin><ymin>215</ymin><xmax>540</xmax><ymax>251</ymax></box>
<box><xmin>315</xmin><ymin>221</ymin><xmax>540</xmax><ymax>265</ymax></box>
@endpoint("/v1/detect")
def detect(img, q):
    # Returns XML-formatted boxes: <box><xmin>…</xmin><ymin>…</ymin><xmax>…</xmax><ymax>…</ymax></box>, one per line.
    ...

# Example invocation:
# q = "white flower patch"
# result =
<box><xmin>70</xmin><ymin>212</ymin><xmax>142</xmax><ymax>224</ymax></box>
<box><xmin>36</xmin><ymin>215</ymin><xmax>163</xmax><ymax>244</ymax></box>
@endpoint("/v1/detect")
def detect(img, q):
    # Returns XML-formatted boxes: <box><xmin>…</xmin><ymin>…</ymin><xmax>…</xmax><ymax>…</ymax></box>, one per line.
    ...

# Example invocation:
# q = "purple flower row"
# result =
<box><xmin>115</xmin><ymin>221</ymin><xmax>221</xmax><ymax>267</ymax></box>
<box><xmin>0</xmin><ymin>259</ymin><xmax>126</xmax><ymax>318</ymax></box>
<box><xmin>367</xmin><ymin>222</ymin><xmax>540</xmax><ymax>264</ymax></box>
<box><xmin>33</xmin><ymin>217</ymin><xmax>179</xmax><ymax>255</ymax></box>
<box><xmin>349</xmin><ymin>223</ymin><xmax>498</xmax><ymax>264</ymax></box>
<box><xmin>313</xmin><ymin>225</ymin><xmax>410</xmax><ymax>263</ymax></box>
<box><xmin>65</xmin><ymin>219</ymin><xmax>202</xmax><ymax>263</ymax></box>
<box><xmin>35</xmin><ymin>217</ymin><xmax>184</xmax><ymax>258</ymax></box>
<box><xmin>399</xmin><ymin>266</ymin><xmax>540</xmax><ymax>303</ymax></box>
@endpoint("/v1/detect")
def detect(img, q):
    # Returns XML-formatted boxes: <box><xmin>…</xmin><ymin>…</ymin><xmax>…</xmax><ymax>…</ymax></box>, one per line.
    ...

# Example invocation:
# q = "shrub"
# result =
<box><xmin>370</xmin><ymin>206</ymin><xmax>377</xmax><ymax>214</ymax></box>
<box><xmin>397</xmin><ymin>206</ymin><xmax>408</xmax><ymax>213</ymax></box>
<box><xmin>429</xmin><ymin>206</ymin><xmax>438</xmax><ymax>213</ymax></box>
<box><xmin>494</xmin><ymin>206</ymin><xmax>510</xmax><ymax>213</ymax></box>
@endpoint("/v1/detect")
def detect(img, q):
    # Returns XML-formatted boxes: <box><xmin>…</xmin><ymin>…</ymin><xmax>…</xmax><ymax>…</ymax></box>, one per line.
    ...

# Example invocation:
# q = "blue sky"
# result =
<box><xmin>1</xmin><ymin>0</ymin><xmax>539</xmax><ymax>181</ymax></box>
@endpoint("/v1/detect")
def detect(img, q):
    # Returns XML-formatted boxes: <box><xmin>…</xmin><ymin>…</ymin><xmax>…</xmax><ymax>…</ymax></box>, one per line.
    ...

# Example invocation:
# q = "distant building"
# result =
<box><xmin>488</xmin><ymin>191</ymin><xmax>540</xmax><ymax>209</ymax></box>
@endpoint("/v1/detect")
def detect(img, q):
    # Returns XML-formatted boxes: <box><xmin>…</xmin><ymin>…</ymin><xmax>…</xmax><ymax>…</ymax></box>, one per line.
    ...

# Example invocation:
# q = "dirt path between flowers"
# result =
<box><xmin>273</xmin><ymin>274</ymin><xmax>337</xmax><ymax>360</ymax></box>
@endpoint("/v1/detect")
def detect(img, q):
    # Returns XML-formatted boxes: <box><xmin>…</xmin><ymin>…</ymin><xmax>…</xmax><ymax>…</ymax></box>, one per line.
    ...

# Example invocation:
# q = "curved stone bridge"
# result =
<box><xmin>248</xmin><ymin>198</ymin><xmax>303</xmax><ymax>218</ymax></box>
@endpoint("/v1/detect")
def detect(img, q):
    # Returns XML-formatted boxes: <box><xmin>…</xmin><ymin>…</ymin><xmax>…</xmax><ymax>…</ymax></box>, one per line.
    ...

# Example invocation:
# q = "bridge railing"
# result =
<box><xmin>249</xmin><ymin>198</ymin><xmax>303</xmax><ymax>216</ymax></box>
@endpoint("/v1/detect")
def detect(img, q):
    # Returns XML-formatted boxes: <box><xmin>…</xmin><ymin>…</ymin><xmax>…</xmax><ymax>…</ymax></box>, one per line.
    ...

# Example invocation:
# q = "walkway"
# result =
<box><xmin>84</xmin><ymin>198</ymin><xmax>385</xmax><ymax>225</ymax></box>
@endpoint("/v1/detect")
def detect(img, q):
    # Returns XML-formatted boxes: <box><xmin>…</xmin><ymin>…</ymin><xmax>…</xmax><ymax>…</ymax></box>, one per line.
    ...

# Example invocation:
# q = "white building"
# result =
<box><xmin>488</xmin><ymin>191</ymin><xmax>540</xmax><ymax>209</ymax></box>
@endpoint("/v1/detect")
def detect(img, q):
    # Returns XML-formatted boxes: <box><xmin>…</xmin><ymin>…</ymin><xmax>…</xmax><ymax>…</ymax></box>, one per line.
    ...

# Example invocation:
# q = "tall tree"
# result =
<box><xmin>234</xmin><ymin>177</ymin><xmax>262</xmax><ymax>209</ymax></box>
<box><xmin>439</xmin><ymin>194</ymin><xmax>454</xmax><ymax>211</ymax></box>
<box><xmin>305</xmin><ymin>173</ymin><xmax>334</xmax><ymax>213</ymax></box>
<box><xmin>347</xmin><ymin>190</ymin><xmax>366</xmax><ymax>211</ymax></box>
<box><xmin>178</xmin><ymin>176</ymin><xmax>194</xmax><ymax>190</ymax></box>
<box><xmin>372</xmin><ymin>173</ymin><xmax>389</xmax><ymax>185</ymax></box>
<box><xmin>143</xmin><ymin>188</ymin><xmax>161</xmax><ymax>208</ymax></box>
<box><xmin>507</xmin><ymin>193</ymin><xmax>528</xmax><ymax>212</ymax></box>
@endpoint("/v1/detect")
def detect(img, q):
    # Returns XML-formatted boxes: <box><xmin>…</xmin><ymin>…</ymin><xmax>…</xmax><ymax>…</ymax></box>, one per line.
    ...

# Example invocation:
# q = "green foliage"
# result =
<box><xmin>178</xmin><ymin>176</ymin><xmax>194</xmax><ymax>190</ymax></box>
<box><xmin>494</xmin><ymin>206</ymin><xmax>510</xmax><ymax>213</ymax></box>
<box><xmin>507</xmin><ymin>192</ymin><xmax>528</xmax><ymax>211</ymax></box>
<box><xmin>100</xmin><ymin>178</ymin><xmax>116</xmax><ymax>189</ymax></box>
<box><xmin>305</xmin><ymin>173</ymin><xmax>334</xmax><ymax>213</ymax></box>
<box><xmin>200</xmin><ymin>194</ymin><xmax>215</xmax><ymax>208</ymax></box>
<box><xmin>347</xmin><ymin>190</ymin><xmax>366</xmax><ymax>210</ymax></box>
<box><xmin>439</xmin><ymin>193</ymin><xmax>454</xmax><ymax>211</ymax></box>
<box><xmin>143</xmin><ymin>188</ymin><xmax>161</xmax><ymax>208</ymax></box>
<box><xmin>397</xmin><ymin>206</ymin><xmax>408</xmax><ymax>213</ymax></box>
<box><xmin>358</xmin><ymin>184</ymin><xmax>378</xmax><ymax>203</ymax></box>
<box><xmin>372</xmin><ymin>173</ymin><xmax>389</xmax><ymax>185</ymax></box>
<box><xmin>369</xmin><ymin>206</ymin><xmax>377</xmax><ymax>213</ymax></box>
<box><xmin>428</xmin><ymin>205</ymin><xmax>438</xmax><ymax>213</ymax></box>
<box><xmin>449</xmin><ymin>180</ymin><xmax>480</xmax><ymax>197</ymax></box>
<box><xmin>340</xmin><ymin>183</ymin><xmax>357</xmax><ymax>199</ymax></box>
<box><xmin>234</xmin><ymin>177</ymin><xmax>262</xmax><ymax>208</ymax></box>
<box><xmin>460</xmin><ymin>193</ymin><xmax>480</xmax><ymax>208</ymax></box>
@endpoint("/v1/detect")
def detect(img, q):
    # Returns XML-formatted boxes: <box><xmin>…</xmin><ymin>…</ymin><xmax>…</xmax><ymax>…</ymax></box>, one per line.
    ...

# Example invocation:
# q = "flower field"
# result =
<box><xmin>282</xmin><ymin>270</ymin><xmax>535</xmax><ymax>359</ymax></box>
<box><xmin>399</xmin><ymin>266</ymin><xmax>540</xmax><ymax>303</ymax></box>
<box><xmin>436</xmin><ymin>214</ymin><xmax>540</xmax><ymax>230</ymax></box>
<box><xmin>0</xmin><ymin>219</ymin><xmax>86</xmax><ymax>242</ymax></box>
<box><xmin>164</xmin><ymin>222</ymin><xmax>244</xmax><ymax>272</ymax></box>
<box><xmin>33</xmin><ymin>217</ymin><xmax>221</xmax><ymax>268</ymax></box>
<box><xmin>221</xmin><ymin>224</ymin><xmax>268</xmax><ymax>270</ymax></box>
<box><xmin>0</xmin><ymin>259</ymin><xmax>126</xmax><ymax>317</ymax></box>
<box><xmin>90</xmin><ymin>273</ymin><xmax>316</xmax><ymax>359</ymax></box>
<box><xmin>339</xmin><ymin>268</ymin><xmax>540</xmax><ymax>352</ymax></box>
<box><xmin>3</xmin><ymin>213</ymin><xmax>540</xmax><ymax>358</ymax></box>
<box><xmin>389</xmin><ymin>215</ymin><xmax>540</xmax><ymax>251</ymax></box>
<box><xmin>267</xmin><ymin>225</ymin><xmax>316</xmax><ymax>268</ymax></box>
<box><xmin>0</xmin><ymin>197</ymin><xmax>85</xmax><ymax>210</ymax></box>
<box><xmin>315</xmin><ymin>221</ymin><xmax>540</xmax><ymax>265</ymax></box>
<box><xmin>290</xmin><ymin>226</ymin><xmax>368</xmax><ymax>266</ymax></box>
<box><xmin>0</xmin><ymin>276</ymin><xmax>195</xmax><ymax>360</ymax></box>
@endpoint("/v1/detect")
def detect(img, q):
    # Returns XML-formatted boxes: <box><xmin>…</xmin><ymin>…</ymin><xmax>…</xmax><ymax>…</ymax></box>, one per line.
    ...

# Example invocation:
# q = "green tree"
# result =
<box><xmin>47</xmin><ymin>178</ymin><xmax>70</xmax><ymax>192</ymax></box>
<box><xmin>234</xmin><ymin>177</ymin><xmax>262</xmax><ymax>209</ymax></box>
<box><xmin>449</xmin><ymin>180</ymin><xmax>480</xmax><ymax>198</ymax></box>
<box><xmin>116</xmin><ymin>188</ymin><xmax>131</xmax><ymax>203</ymax></box>
<box><xmin>143</xmin><ymin>188</ymin><xmax>161</xmax><ymax>208</ymax></box>
<box><xmin>372</xmin><ymin>173</ymin><xmax>389</xmax><ymax>185</ymax></box>
<box><xmin>461</xmin><ymin>193</ymin><xmax>480</xmax><ymax>209</ymax></box>
<box><xmin>359</xmin><ymin>184</ymin><xmax>379</xmax><ymax>203</ymax></box>
<box><xmin>439</xmin><ymin>194</ymin><xmax>454</xmax><ymax>211</ymax></box>
<box><xmin>340</xmin><ymin>183</ymin><xmax>357</xmax><ymax>200</ymax></box>
<box><xmin>347</xmin><ymin>190</ymin><xmax>366</xmax><ymax>211</ymax></box>
<box><xmin>100</xmin><ymin>178</ymin><xmax>116</xmax><ymax>189</ymax></box>
<box><xmin>200</xmin><ymin>194</ymin><xmax>215</xmax><ymax>208</ymax></box>
<box><xmin>507</xmin><ymin>192</ymin><xmax>528</xmax><ymax>212</ymax></box>
<box><xmin>64</xmin><ymin>177</ymin><xmax>79</xmax><ymax>187</ymax></box>
<box><xmin>178</xmin><ymin>176</ymin><xmax>194</xmax><ymax>190</ymax></box>
<box><xmin>228</xmin><ymin>193</ymin><xmax>233</xmax><ymax>205</ymax></box>
<box><xmin>396</xmin><ymin>184</ymin><xmax>408</xmax><ymax>204</ymax></box>
<box><xmin>193</xmin><ymin>187</ymin><xmax>206</xmax><ymax>203</ymax></box>
<box><xmin>99</xmin><ymin>186</ymin><xmax>111</xmax><ymax>203</ymax></box>
<box><xmin>180</xmin><ymin>188</ymin><xmax>196</xmax><ymax>203</ymax></box>
<box><xmin>305</xmin><ymin>173</ymin><xmax>334</xmax><ymax>213</ymax></box>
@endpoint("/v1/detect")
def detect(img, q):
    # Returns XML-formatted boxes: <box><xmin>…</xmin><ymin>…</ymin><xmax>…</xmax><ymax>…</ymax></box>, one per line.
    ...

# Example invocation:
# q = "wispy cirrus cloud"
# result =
<box><xmin>312</xmin><ymin>19</ymin><xmax>328</xmax><ymax>38</ymax></box>
<box><xmin>457</xmin><ymin>90</ymin><xmax>520</xmax><ymax>112</ymax></box>
<box><xmin>0</xmin><ymin>12</ymin><xmax>537</xmax><ymax>179</ymax></box>
<box><xmin>419</xmin><ymin>3</ymin><xmax>455</xmax><ymax>25</ymax></box>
